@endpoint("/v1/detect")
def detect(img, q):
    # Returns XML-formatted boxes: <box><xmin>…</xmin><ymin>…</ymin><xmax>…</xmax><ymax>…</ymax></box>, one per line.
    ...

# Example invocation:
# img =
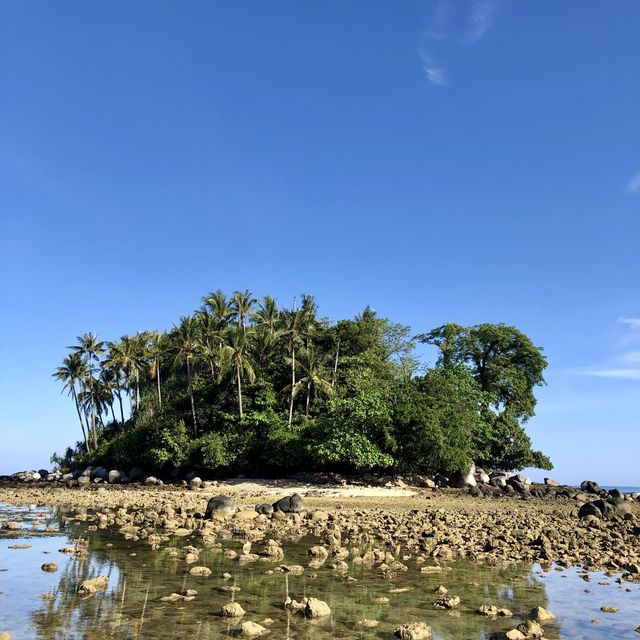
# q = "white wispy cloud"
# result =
<box><xmin>418</xmin><ymin>0</ymin><xmax>498</xmax><ymax>87</ymax></box>
<box><xmin>575</xmin><ymin>318</ymin><xmax>640</xmax><ymax>381</ymax></box>
<box><xmin>584</xmin><ymin>369</ymin><xmax>640</xmax><ymax>380</ymax></box>
<box><xmin>424</xmin><ymin>65</ymin><xmax>447</xmax><ymax>86</ymax></box>
<box><xmin>466</xmin><ymin>0</ymin><xmax>496</xmax><ymax>44</ymax></box>
<box><xmin>619</xmin><ymin>316</ymin><xmax>640</xmax><ymax>329</ymax></box>
<box><xmin>628</xmin><ymin>171</ymin><xmax>640</xmax><ymax>194</ymax></box>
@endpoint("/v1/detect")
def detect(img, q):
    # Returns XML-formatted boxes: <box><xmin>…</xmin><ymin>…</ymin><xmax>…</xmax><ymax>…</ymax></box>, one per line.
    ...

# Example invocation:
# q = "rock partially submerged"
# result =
<box><xmin>304</xmin><ymin>597</ymin><xmax>331</xmax><ymax>618</ymax></box>
<box><xmin>76</xmin><ymin>576</ymin><xmax>109</xmax><ymax>597</ymax></box>
<box><xmin>393</xmin><ymin>622</ymin><xmax>432</xmax><ymax>640</ymax></box>
<box><xmin>240</xmin><ymin>621</ymin><xmax>268</xmax><ymax>638</ymax></box>
<box><xmin>221</xmin><ymin>602</ymin><xmax>246</xmax><ymax>617</ymax></box>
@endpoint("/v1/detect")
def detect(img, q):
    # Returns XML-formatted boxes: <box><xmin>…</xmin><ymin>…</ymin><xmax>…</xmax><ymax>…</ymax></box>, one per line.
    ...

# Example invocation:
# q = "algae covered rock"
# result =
<box><xmin>393</xmin><ymin>622</ymin><xmax>432</xmax><ymax>640</ymax></box>
<box><xmin>221</xmin><ymin>602</ymin><xmax>246</xmax><ymax>617</ymax></box>
<box><xmin>76</xmin><ymin>576</ymin><xmax>109</xmax><ymax>597</ymax></box>
<box><xmin>304</xmin><ymin>597</ymin><xmax>331</xmax><ymax>618</ymax></box>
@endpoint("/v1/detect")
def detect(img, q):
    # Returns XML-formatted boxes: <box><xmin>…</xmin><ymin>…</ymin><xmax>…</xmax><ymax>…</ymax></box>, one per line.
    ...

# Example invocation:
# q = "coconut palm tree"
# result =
<box><xmin>286</xmin><ymin>345</ymin><xmax>334</xmax><ymax>417</ymax></box>
<box><xmin>281</xmin><ymin>305</ymin><xmax>302</xmax><ymax>428</ymax></box>
<box><xmin>174</xmin><ymin>316</ymin><xmax>199</xmax><ymax>436</ymax></box>
<box><xmin>202</xmin><ymin>289</ymin><xmax>233</xmax><ymax>329</ymax></box>
<box><xmin>53</xmin><ymin>352</ymin><xmax>91</xmax><ymax>452</ymax></box>
<box><xmin>102</xmin><ymin>341</ymin><xmax>127</xmax><ymax>424</ymax></box>
<box><xmin>147</xmin><ymin>330</ymin><xmax>165</xmax><ymax>408</ymax></box>
<box><xmin>230</xmin><ymin>290</ymin><xmax>256</xmax><ymax>335</ymax></box>
<box><xmin>252</xmin><ymin>296</ymin><xmax>283</xmax><ymax>367</ymax></box>
<box><xmin>221</xmin><ymin>328</ymin><xmax>256</xmax><ymax>419</ymax></box>
<box><xmin>69</xmin><ymin>333</ymin><xmax>104</xmax><ymax>448</ymax></box>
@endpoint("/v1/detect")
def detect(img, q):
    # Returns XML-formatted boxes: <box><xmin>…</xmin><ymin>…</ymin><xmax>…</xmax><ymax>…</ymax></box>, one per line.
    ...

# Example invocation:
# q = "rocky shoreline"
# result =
<box><xmin>1</xmin><ymin>470</ymin><xmax>639</xmax><ymax>575</ymax></box>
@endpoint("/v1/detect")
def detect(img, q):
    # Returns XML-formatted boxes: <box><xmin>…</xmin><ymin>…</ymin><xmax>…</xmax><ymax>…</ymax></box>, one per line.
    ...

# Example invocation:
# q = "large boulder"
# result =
<box><xmin>272</xmin><ymin>493</ymin><xmax>304</xmax><ymax>513</ymax></box>
<box><xmin>452</xmin><ymin>464</ymin><xmax>477</xmax><ymax>488</ymax></box>
<box><xmin>90</xmin><ymin>466</ymin><xmax>109</xmax><ymax>482</ymax></box>
<box><xmin>507</xmin><ymin>474</ymin><xmax>531</xmax><ymax>494</ymax></box>
<box><xmin>580</xmin><ymin>480</ymin><xmax>602</xmax><ymax>494</ymax></box>
<box><xmin>578</xmin><ymin>498</ymin><xmax>630</xmax><ymax>520</ymax></box>
<box><xmin>474</xmin><ymin>466</ymin><xmax>490</xmax><ymax>484</ymax></box>
<box><xmin>205</xmin><ymin>495</ymin><xmax>236</xmax><ymax>519</ymax></box>
<box><xmin>544</xmin><ymin>477</ymin><xmax>562</xmax><ymax>487</ymax></box>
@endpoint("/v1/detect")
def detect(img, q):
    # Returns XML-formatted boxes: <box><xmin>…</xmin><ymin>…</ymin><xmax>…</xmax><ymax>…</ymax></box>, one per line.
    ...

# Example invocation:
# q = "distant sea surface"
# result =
<box><xmin>601</xmin><ymin>486</ymin><xmax>640</xmax><ymax>493</ymax></box>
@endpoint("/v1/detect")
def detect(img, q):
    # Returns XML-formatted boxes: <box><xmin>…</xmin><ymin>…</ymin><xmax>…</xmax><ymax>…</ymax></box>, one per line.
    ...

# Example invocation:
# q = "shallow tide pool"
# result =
<box><xmin>1</xmin><ymin>503</ymin><xmax>639</xmax><ymax>639</ymax></box>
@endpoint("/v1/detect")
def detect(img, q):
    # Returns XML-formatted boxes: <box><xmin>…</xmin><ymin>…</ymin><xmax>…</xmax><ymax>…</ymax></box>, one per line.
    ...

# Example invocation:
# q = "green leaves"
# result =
<box><xmin>56</xmin><ymin>292</ymin><xmax>552</xmax><ymax>476</ymax></box>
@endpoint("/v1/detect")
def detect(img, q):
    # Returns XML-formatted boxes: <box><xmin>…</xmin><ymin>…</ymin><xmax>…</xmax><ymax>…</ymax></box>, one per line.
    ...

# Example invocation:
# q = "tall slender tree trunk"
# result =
<box><xmin>72</xmin><ymin>387</ymin><xmax>90</xmax><ymax>453</ymax></box>
<box><xmin>305</xmin><ymin>380</ymin><xmax>311</xmax><ymax>417</ymax></box>
<box><xmin>236</xmin><ymin>364</ymin><xmax>244</xmax><ymax>419</ymax></box>
<box><xmin>156</xmin><ymin>358</ymin><xmax>162</xmax><ymax>407</ymax></box>
<box><xmin>332</xmin><ymin>340</ymin><xmax>340</xmax><ymax>388</ymax></box>
<box><xmin>116</xmin><ymin>380</ymin><xmax>124</xmax><ymax>427</ymax></box>
<box><xmin>135</xmin><ymin>369</ymin><xmax>141</xmax><ymax>409</ymax></box>
<box><xmin>90</xmin><ymin>398</ymin><xmax>97</xmax><ymax>449</ymax></box>
<box><xmin>186</xmin><ymin>358</ymin><xmax>198</xmax><ymax>437</ymax></box>
<box><xmin>288</xmin><ymin>344</ymin><xmax>296</xmax><ymax>427</ymax></box>
<box><xmin>209</xmin><ymin>360</ymin><xmax>216</xmax><ymax>382</ymax></box>
<box><xmin>115</xmin><ymin>380</ymin><xmax>125</xmax><ymax>424</ymax></box>
<box><xmin>110</xmin><ymin>403</ymin><xmax>116</xmax><ymax>425</ymax></box>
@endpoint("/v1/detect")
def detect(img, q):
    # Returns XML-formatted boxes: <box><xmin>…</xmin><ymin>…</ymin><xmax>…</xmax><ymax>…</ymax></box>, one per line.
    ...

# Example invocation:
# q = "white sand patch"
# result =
<box><xmin>215</xmin><ymin>477</ymin><xmax>417</xmax><ymax>498</ymax></box>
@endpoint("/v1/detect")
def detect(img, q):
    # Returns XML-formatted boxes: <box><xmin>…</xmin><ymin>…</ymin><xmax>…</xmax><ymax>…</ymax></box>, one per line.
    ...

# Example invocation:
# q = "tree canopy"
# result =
<box><xmin>53</xmin><ymin>292</ymin><xmax>552</xmax><ymax>475</ymax></box>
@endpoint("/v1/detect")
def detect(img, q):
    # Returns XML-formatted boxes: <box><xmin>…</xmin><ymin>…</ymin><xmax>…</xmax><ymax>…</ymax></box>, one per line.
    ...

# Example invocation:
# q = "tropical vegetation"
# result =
<box><xmin>52</xmin><ymin>291</ymin><xmax>552</xmax><ymax>476</ymax></box>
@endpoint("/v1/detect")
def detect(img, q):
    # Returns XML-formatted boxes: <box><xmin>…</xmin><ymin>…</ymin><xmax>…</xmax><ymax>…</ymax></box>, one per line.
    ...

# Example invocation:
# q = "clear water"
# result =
<box><xmin>1</xmin><ymin>503</ymin><xmax>639</xmax><ymax>639</ymax></box>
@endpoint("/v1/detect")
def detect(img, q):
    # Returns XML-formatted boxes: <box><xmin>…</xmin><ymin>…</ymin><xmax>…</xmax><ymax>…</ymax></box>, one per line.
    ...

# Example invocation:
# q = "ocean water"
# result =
<box><xmin>1</xmin><ymin>503</ymin><xmax>640</xmax><ymax>639</ymax></box>
<box><xmin>600</xmin><ymin>486</ymin><xmax>640</xmax><ymax>493</ymax></box>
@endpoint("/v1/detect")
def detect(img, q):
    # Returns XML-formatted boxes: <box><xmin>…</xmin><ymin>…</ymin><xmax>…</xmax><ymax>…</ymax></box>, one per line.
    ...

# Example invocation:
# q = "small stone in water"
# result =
<box><xmin>358</xmin><ymin>619</ymin><xmax>379</xmax><ymax>628</ymax></box>
<box><xmin>393</xmin><ymin>622</ymin><xmax>432</xmax><ymax>640</ymax></box>
<box><xmin>41</xmin><ymin>563</ymin><xmax>58</xmax><ymax>572</ymax></box>
<box><xmin>601</xmin><ymin>606</ymin><xmax>618</xmax><ymax>613</ymax></box>
<box><xmin>221</xmin><ymin>602</ymin><xmax>245</xmax><ymax>617</ymax></box>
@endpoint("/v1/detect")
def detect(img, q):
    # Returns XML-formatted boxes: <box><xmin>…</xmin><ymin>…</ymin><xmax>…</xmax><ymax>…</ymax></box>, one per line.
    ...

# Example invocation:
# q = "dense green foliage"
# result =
<box><xmin>53</xmin><ymin>292</ymin><xmax>552</xmax><ymax>476</ymax></box>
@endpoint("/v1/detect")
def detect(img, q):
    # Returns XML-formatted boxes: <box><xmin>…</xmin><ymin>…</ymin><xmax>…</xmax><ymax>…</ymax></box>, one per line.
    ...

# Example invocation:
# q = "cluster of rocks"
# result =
<box><xmin>0</xmin><ymin>466</ymin><xmax>222</xmax><ymax>490</ymax></box>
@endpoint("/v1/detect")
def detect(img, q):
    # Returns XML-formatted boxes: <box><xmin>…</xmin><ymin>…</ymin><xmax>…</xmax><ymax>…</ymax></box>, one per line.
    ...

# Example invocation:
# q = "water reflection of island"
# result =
<box><xmin>29</xmin><ymin>507</ymin><xmax>559</xmax><ymax>640</ymax></box>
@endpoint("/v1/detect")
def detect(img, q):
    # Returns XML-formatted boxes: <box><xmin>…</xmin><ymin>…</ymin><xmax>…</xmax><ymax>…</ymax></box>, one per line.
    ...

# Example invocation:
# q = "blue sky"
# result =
<box><xmin>1</xmin><ymin>1</ymin><xmax>638</xmax><ymax>483</ymax></box>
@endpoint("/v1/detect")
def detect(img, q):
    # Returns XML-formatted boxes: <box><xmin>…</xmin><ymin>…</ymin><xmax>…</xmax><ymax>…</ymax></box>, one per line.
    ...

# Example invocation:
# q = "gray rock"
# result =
<box><xmin>580</xmin><ymin>480</ymin><xmax>602</xmax><ymax>494</ymax></box>
<box><xmin>255</xmin><ymin>503</ymin><xmax>274</xmax><ymax>515</ymax></box>
<box><xmin>108</xmin><ymin>470</ymin><xmax>122</xmax><ymax>484</ymax></box>
<box><xmin>205</xmin><ymin>495</ymin><xmax>236</xmax><ymax>519</ymax></box>
<box><xmin>272</xmin><ymin>493</ymin><xmax>304</xmax><ymax>513</ymax></box>
<box><xmin>189</xmin><ymin>477</ymin><xmax>202</xmax><ymax>489</ymax></box>
<box><xmin>128</xmin><ymin>466</ymin><xmax>144</xmax><ymax>482</ymax></box>
<box><xmin>453</xmin><ymin>464</ymin><xmax>477</xmax><ymax>488</ymax></box>
<box><xmin>544</xmin><ymin>478</ymin><xmax>561</xmax><ymax>487</ymax></box>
